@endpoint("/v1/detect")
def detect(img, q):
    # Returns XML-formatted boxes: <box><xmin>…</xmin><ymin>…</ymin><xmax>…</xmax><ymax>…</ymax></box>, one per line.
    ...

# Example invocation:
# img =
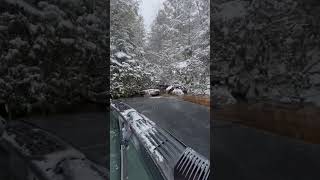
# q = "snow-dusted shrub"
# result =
<box><xmin>172</xmin><ymin>89</ymin><xmax>184</xmax><ymax>96</ymax></box>
<box><xmin>110</xmin><ymin>0</ymin><xmax>152</xmax><ymax>98</ymax></box>
<box><xmin>166</xmin><ymin>86</ymin><xmax>174</xmax><ymax>92</ymax></box>
<box><xmin>146</xmin><ymin>0</ymin><xmax>210</xmax><ymax>95</ymax></box>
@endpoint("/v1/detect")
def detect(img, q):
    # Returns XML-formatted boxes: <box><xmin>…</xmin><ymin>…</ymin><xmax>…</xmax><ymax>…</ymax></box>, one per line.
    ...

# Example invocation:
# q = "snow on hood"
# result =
<box><xmin>45</xmin><ymin>158</ymin><xmax>106</xmax><ymax>180</ymax></box>
<box><xmin>32</xmin><ymin>149</ymin><xmax>86</xmax><ymax>179</ymax></box>
<box><xmin>120</xmin><ymin>108</ymin><xmax>164</xmax><ymax>163</ymax></box>
<box><xmin>2</xmin><ymin>131</ymin><xmax>31</xmax><ymax>155</ymax></box>
<box><xmin>2</xmin><ymin>122</ymin><xmax>107</xmax><ymax>180</ymax></box>
<box><xmin>33</xmin><ymin>158</ymin><xmax>107</xmax><ymax>180</ymax></box>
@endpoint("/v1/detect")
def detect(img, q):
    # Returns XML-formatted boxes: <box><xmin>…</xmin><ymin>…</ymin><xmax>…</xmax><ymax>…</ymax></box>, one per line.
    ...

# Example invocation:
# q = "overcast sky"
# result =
<box><xmin>139</xmin><ymin>0</ymin><xmax>164</xmax><ymax>32</ymax></box>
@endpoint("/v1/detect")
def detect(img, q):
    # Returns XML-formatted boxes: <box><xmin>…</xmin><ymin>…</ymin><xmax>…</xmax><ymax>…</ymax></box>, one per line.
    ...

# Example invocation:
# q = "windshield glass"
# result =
<box><xmin>126</xmin><ymin>139</ymin><xmax>159</xmax><ymax>180</ymax></box>
<box><xmin>110</xmin><ymin>109</ymin><xmax>162</xmax><ymax>180</ymax></box>
<box><xmin>110</xmin><ymin>110</ymin><xmax>121</xmax><ymax>179</ymax></box>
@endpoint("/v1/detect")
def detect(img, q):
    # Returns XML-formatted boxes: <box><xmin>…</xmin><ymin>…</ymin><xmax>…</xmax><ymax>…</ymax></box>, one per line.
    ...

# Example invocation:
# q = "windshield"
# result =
<box><xmin>110</xmin><ymin>110</ymin><xmax>121</xmax><ymax>179</ymax></box>
<box><xmin>126</xmin><ymin>139</ymin><xmax>159</xmax><ymax>180</ymax></box>
<box><xmin>110</xmin><ymin>109</ymin><xmax>162</xmax><ymax>180</ymax></box>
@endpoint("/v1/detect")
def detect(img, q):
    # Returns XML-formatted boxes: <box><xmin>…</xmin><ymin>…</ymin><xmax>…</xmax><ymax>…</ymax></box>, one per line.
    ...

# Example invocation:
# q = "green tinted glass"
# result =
<box><xmin>126</xmin><ymin>140</ymin><xmax>157</xmax><ymax>180</ymax></box>
<box><xmin>110</xmin><ymin>111</ymin><xmax>121</xmax><ymax>180</ymax></box>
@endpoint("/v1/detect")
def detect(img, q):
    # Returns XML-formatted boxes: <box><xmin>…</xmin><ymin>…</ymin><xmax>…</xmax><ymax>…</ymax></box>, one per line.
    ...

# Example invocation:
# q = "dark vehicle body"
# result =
<box><xmin>0</xmin><ymin>119</ymin><xmax>107</xmax><ymax>180</ymax></box>
<box><xmin>111</xmin><ymin>101</ymin><xmax>210</xmax><ymax>180</ymax></box>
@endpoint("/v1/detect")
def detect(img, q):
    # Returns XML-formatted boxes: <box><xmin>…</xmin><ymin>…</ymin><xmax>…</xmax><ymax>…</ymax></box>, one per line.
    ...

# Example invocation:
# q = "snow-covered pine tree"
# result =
<box><xmin>0</xmin><ymin>0</ymin><xmax>108</xmax><ymax>115</ymax></box>
<box><xmin>110</xmin><ymin>0</ymin><xmax>151</xmax><ymax>98</ymax></box>
<box><xmin>212</xmin><ymin>0</ymin><xmax>320</xmax><ymax>105</ymax></box>
<box><xmin>146</xmin><ymin>0</ymin><xmax>210</xmax><ymax>95</ymax></box>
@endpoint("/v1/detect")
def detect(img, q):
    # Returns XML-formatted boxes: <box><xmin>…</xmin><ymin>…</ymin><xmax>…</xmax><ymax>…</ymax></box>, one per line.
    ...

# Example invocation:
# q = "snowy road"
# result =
<box><xmin>122</xmin><ymin>96</ymin><xmax>210</xmax><ymax>159</ymax></box>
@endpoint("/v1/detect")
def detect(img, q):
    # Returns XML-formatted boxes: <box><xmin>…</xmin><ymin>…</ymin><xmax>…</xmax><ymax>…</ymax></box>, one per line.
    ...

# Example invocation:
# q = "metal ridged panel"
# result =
<box><xmin>174</xmin><ymin>148</ymin><xmax>210</xmax><ymax>180</ymax></box>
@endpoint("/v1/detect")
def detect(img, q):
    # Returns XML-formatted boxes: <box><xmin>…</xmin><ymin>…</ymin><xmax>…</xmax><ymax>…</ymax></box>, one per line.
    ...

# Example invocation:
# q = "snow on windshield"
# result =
<box><xmin>121</xmin><ymin>109</ymin><xmax>164</xmax><ymax>163</ymax></box>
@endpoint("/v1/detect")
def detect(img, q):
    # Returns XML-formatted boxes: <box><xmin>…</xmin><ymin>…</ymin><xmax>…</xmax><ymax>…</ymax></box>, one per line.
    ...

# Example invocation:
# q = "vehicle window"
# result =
<box><xmin>126</xmin><ymin>139</ymin><xmax>160</xmax><ymax>180</ymax></box>
<box><xmin>111</xmin><ymin>109</ymin><xmax>163</xmax><ymax>180</ymax></box>
<box><xmin>110</xmin><ymin>110</ymin><xmax>121</xmax><ymax>180</ymax></box>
